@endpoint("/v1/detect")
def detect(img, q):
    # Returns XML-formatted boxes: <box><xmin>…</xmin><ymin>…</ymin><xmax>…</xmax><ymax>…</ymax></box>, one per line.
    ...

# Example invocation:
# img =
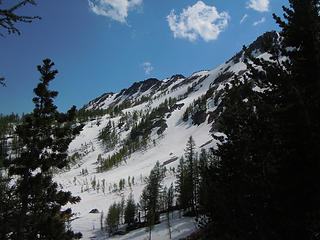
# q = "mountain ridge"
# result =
<box><xmin>85</xmin><ymin>31</ymin><xmax>279</xmax><ymax>114</ymax></box>
<box><xmin>54</xmin><ymin>31</ymin><xmax>280</xmax><ymax>239</ymax></box>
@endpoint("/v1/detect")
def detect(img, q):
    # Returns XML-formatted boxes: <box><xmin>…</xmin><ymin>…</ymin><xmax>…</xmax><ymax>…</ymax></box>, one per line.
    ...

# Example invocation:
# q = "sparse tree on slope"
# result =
<box><xmin>106</xmin><ymin>203</ymin><xmax>121</xmax><ymax>235</ymax></box>
<box><xmin>175</xmin><ymin>156</ymin><xmax>189</xmax><ymax>212</ymax></box>
<box><xmin>124</xmin><ymin>193</ymin><xmax>136</xmax><ymax>226</ymax></box>
<box><xmin>164</xmin><ymin>184</ymin><xmax>174</xmax><ymax>239</ymax></box>
<box><xmin>144</xmin><ymin>161</ymin><xmax>165</xmax><ymax>240</ymax></box>
<box><xmin>184</xmin><ymin>136</ymin><xmax>198</xmax><ymax>214</ymax></box>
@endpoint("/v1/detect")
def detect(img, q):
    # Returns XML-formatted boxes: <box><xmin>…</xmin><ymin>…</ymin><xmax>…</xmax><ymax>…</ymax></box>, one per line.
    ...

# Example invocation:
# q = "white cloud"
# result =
<box><xmin>167</xmin><ymin>1</ymin><xmax>230</xmax><ymax>42</ymax></box>
<box><xmin>246</xmin><ymin>0</ymin><xmax>269</xmax><ymax>12</ymax></box>
<box><xmin>88</xmin><ymin>0</ymin><xmax>142</xmax><ymax>23</ymax></box>
<box><xmin>253</xmin><ymin>17</ymin><xmax>266</xmax><ymax>26</ymax></box>
<box><xmin>240</xmin><ymin>14</ymin><xmax>248</xmax><ymax>24</ymax></box>
<box><xmin>142</xmin><ymin>62</ymin><xmax>153</xmax><ymax>75</ymax></box>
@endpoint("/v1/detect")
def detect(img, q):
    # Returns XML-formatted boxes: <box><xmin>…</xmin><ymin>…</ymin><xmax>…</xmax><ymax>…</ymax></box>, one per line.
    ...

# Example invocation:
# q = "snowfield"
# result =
<box><xmin>52</xmin><ymin>37</ymin><xmax>273</xmax><ymax>239</ymax></box>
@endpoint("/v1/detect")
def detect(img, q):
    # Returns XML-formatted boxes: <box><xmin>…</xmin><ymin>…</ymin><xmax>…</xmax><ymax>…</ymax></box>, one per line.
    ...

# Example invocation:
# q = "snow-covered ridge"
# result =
<box><xmin>54</xmin><ymin>31</ymin><xmax>280</xmax><ymax>239</ymax></box>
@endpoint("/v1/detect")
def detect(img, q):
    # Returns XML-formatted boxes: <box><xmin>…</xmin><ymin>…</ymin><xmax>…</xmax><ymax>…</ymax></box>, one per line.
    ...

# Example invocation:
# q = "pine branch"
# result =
<box><xmin>0</xmin><ymin>77</ymin><xmax>5</xmax><ymax>86</ymax></box>
<box><xmin>0</xmin><ymin>0</ymin><xmax>41</xmax><ymax>37</ymax></box>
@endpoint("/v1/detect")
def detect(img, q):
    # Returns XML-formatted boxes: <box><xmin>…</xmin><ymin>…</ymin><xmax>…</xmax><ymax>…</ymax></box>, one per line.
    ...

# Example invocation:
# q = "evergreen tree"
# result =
<box><xmin>164</xmin><ymin>184</ymin><xmax>174</xmax><ymax>239</ymax></box>
<box><xmin>143</xmin><ymin>161</ymin><xmax>165</xmax><ymax>240</ymax></box>
<box><xmin>138</xmin><ymin>188</ymin><xmax>148</xmax><ymax>223</ymax></box>
<box><xmin>184</xmin><ymin>136</ymin><xmax>197</xmax><ymax>214</ymax></box>
<box><xmin>4</xmin><ymin>59</ymin><xmax>83</xmax><ymax>240</ymax></box>
<box><xmin>175</xmin><ymin>157</ymin><xmax>189</xmax><ymax>211</ymax></box>
<box><xmin>124</xmin><ymin>193</ymin><xmax>136</xmax><ymax>226</ymax></box>
<box><xmin>201</xmin><ymin>0</ymin><xmax>320</xmax><ymax>239</ymax></box>
<box><xmin>106</xmin><ymin>203</ymin><xmax>121</xmax><ymax>235</ymax></box>
<box><xmin>100</xmin><ymin>211</ymin><xmax>104</xmax><ymax>231</ymax></box>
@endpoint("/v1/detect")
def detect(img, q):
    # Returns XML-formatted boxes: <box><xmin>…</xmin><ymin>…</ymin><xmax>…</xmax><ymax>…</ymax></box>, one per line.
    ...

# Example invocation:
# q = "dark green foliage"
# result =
<box><xmin>214</xmin><ymin>71</ymin><xmax>234</xmax><ymax>84</ymax></box>
<box><xmin>124</xmin><ymin>193</ymin><xmax>136</xmax><ymax>226</ymax></box>
<box><xmin>98</xmin><ymin>120</ymin><xmax>119</xmax><ymax>151</ymax></box>
<box><xmin>142</xmin><ymin>162</ymin><xmax>165</xmax><ymax>239</ymax></box>
<box><xmin>3</xmin><ymin>59</ymin><xmax>82</xmax><ymax>239</ymax></box>
<box><xmin>182</xmin><ymin>95</ymin><xmax>207</xmax><ymax>125</ymax></box>
<box><xmin>182</xmin><ymin>107</ymin><xmax>191</xmax><ymax>122</ymax></box>
<box><xmin>98</xmin><ymin>99</ymin><xmax>176</xmax><ymax>172</ymax></box>
<box><xmin>106</xmin><ymin>202</ymin><xmax>121</xmax><ymax>235</ymax></box>
<box><xmin>191</xmin><ymin>109</ymin><xmax>207</xmax><ymax>126</ymax></box>
<box><xmin>196</xmin><ymin>1</ymin><xmax>320</xmax><ymax>239</ymax></box>
<box><xmin>0</xmin><ymin>0</ymin><xmax>41</xmax><ymax>37</ymax></box>
<box><xmin>0</xmin><ymin>172</ymin><xmax>17</xmax><ymax>239</ymax></box>
<box><xmin>130</xmin><ymin>100</ymin><xmax>170</xmax><ymax>140</ymax></box>
<box><xmin>133</xmin><ymin>95</ymin><xmax>152</xmax><ymax>107</ymax></box>
<box><xmin>175</xmin><ymin>157</ymin><xmax>189</xmax><ymax>210</ymax></box>
<box><xmin>119</xmin><ymin>178</ymin><xmax>125</xmax><ymax>191</ymax></box>
<box><xmin>0</xmin><ymin>113</ymin><xmax>21</xmax><ymax>167</ymax></box>
<box><xmin>112</xmin><ymin>99</ymin><xmax>132</xmax><ymax>115</ymax></box>
<box><xmin>183</xmin><ymin>136</ymin><xmax>198</xmax><ymax>214</ymax></box>
<box><xmin>138</xmin><ymin>188</ymin><xmax>148</xmax><ymax>222</ymax></box>
<box><xmin>0</xmin><ymin>77</ymin><xmax>5</xmax><ymax>86</ymax></box>
<box><xmin>164</xmin><ymin>184</ymin><xmax>174</xmax><ymax>239</ymax></box>
<box><xmin>75</xmin><ymin>108</ymin><xmax>108</xmax><ymax>123</ymax></box>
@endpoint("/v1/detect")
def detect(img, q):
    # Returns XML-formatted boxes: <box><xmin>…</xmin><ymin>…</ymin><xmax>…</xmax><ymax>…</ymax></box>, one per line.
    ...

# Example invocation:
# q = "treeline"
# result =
<box><xmin>76</xmin><ymin>108</ymin><xmax>108</xmax><ymax>123</ymax></box>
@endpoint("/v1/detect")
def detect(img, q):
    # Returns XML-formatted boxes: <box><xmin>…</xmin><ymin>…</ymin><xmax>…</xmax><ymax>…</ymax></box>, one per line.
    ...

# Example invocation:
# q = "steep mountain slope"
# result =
<box><xmin>54</xmin><ymin>31</ymin><xmax>279</xmax><ymax>239</ymax></box>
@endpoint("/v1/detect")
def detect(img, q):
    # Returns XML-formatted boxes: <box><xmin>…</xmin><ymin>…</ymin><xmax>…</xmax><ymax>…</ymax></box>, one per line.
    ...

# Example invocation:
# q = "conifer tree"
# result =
<box><xmin>164</xmin><ymin>184</ymin><xmax>174</xmax><ymax>239</ymax></box>
<box><xmin>5</xmin><ymin>59</ymin><xmax>83</xmax><ymax>240</ymax></box>
<box><xmin>175</xmin><ymin>157</ymin><xmax>188</xmax><ymax>211</ymax></box>
<box><xmin>184</xmin><ymin>136</ymin><xmax>197</xmax><ymax>214</ymax></box>
<box><xmin>124</xmin><ymin>193</ymin><xmax>136</xmax><ymax>226</ymax></box>
<box><xmin>138</xmin><ymin>188</ymin><xmax>148</xmax><ymax>222</ymax></box>
<box><xmin>143</xmin><ymin>161</ymin><xmax>165</xmax><ymax>240</ymax></box>
<box><xmin>119</xmin><ymin>196</ymin><xmax>125</xmax><ymax>225</ymax></box>
<box><xmin>203</xmin><ymin>0</ymin><xmax>320</xmax><ymax>239</ymax></box>
<box><xmin>106</xmin><ymin>203</ymin><xmax>121</xmax><ymax>235</ymax></box>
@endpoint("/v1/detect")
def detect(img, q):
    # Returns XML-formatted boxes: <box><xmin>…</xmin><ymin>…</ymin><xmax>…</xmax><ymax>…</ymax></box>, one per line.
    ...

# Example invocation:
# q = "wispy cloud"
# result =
<box><xmin>142</xmin><ymin>62</ymin><xmax>153</xmax><ymax>75</ymax></box>
<box><xmin>167</xmin><ymin>1</ymin><xmax>230</xmax><ymax>42</ymax></box>
<box><xmin>88</xmin><ymin>0</ymin><xmax>142</xmax><ymax>23</ymax></box>
<box><xmin>253</xmin><ymin>17</ymin><xmax>266</xmax><ymax>26</ymax></box>
<box><xmin>240</xmin><ymin>14</ymin><xmax>248</xmax><ymax>24</ymax></box>
<box><xmin>246</xmin><ymin>0</ymin><xmax>269</xmax><ymax>12</ymax></box>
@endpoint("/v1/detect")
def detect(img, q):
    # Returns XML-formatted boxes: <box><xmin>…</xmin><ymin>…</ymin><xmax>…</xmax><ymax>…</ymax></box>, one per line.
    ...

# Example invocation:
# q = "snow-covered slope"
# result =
<box><xmin>53</xmin><ymin>31</ymin><xmax>279</xmax><ymax>239</ymax></box>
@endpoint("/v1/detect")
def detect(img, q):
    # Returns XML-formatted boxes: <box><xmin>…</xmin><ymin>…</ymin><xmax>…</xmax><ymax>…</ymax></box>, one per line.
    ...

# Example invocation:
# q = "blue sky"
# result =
<box><xmin>0</xmin><ymin>0</ymin><xmax>286</xmax><ymax>115</ymax></box>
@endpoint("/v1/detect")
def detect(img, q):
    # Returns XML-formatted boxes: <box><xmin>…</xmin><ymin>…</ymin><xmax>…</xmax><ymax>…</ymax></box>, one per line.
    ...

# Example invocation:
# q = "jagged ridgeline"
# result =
<box><xmin>66</xmin><ymin>31</ymin><xmax>281</xmax><ymax>173</ymax></box>
<box><xmin>0</xmin><ymin>31</ymin><xmax>280</xmax><ymax>174</ymax></box>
